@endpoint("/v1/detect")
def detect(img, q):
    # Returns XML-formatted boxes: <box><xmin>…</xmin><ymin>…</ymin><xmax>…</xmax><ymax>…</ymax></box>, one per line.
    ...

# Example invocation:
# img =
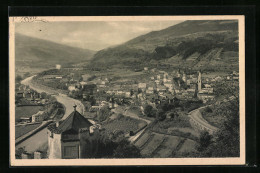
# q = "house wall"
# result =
<box><xmin>47</xmin><ymin>130</ymin><xmax>62</xmax><ymax>159</ymax></box>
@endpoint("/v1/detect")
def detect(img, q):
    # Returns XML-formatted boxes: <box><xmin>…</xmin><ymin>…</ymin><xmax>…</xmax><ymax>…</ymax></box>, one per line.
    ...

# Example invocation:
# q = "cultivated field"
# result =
<box><xmin>15</xmin><ymin>105</ymin><xmax>44</xmax><ymax>122</ymax></box>
<box><xmin>15</xmin><ymin>123</ymin><xmax>41</xmax><ymax>139</ymax></box>
<box><xmin>135</xmin><ymin>131</ymin><xmax>197</xmax><ymax>158</ymax></box>
<box><xmin>102</xmin><ymin>116</ymin><xmax>147</xmax><ymax>135</ymax></box>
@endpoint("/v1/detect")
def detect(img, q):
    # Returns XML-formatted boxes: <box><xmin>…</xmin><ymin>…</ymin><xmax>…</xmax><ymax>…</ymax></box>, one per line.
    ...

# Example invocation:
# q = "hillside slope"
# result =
<box><xmin>15</xmin><ymin>33</ymin><xmax>95</xmax><ymax>69</ymax></box>
<box><xmin>91</xmin><ymin>20</ymin><xmax>238</xmax><ymax>72</ymax></box>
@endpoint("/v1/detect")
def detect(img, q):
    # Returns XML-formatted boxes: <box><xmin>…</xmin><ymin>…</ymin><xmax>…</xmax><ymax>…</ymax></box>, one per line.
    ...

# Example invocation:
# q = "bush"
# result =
<box><xmin>156</xmin><ymin>110</ymin><xmax>166</xmax><ymax>121</ymax></box>
<box><xmin>144</xmin><ymin>105</ymin><xmax>156</xmax><ymax>117</ymax></box>
<box><xmin>15</xmin><ymin>75</ymin><xmax>23</xmax><ymax>83</ymax></box>
<box><xmin>97</xmin><ymin>107</ymin><xmax>111</xmax><ymax>122</ymax></box>
<box><xmin>197</xmin><ymin>131</ymin><xmax>212</xmax><ymax>152</ymax></box>
<box><xmin>112</xmin><ymin>139</ymin><xmax>141</xmax><ymax>158</ymax></box>
<box><xmin>205</xmin><ymin>107</ymin><xmax>213</xmax><ymax>113</ymax></box>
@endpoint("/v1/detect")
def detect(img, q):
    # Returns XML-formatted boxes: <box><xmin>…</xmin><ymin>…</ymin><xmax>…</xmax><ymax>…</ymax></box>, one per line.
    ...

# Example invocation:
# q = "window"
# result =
<box><xmin>63</xmin><ymin>146</ymin><xmax>79</xmax><ymax>159</ymax></box>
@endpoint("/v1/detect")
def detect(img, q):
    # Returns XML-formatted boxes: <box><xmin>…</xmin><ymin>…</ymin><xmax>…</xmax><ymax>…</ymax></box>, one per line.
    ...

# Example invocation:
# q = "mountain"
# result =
<box><xmin>90</xmin><ymin>20</ymin><xmax>238</xmax><ymax>72</ymax></box>
<box><xmin>15</xmin><ymin>33</ymin><xmax>96</xmax><ymax>70</ymax></box>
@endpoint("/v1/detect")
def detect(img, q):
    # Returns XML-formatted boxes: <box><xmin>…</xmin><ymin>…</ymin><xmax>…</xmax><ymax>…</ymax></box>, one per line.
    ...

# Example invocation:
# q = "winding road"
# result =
<box><xmin>16</xmin><ymin>76</ymin><xmax>85</xmax><ymax>153</ymax></box>
<box><xmin>188</xmin><ymin>106</ymin><xmax>218</xmax><ymax>134</ymax></box>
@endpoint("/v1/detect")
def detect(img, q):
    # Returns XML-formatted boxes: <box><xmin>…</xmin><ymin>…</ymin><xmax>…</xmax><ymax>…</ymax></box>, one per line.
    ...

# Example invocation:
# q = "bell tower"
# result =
<box><xmin>198</xmin><ymin>70</ymin><xmax>202</xmax><ymax>92</ymax></box>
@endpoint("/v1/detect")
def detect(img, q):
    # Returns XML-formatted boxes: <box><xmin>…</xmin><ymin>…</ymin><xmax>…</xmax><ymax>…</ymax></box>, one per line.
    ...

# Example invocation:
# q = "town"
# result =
<box><xmin>15</xmin><ymin>63</ymin><xmax>239</xmax><ymax>159</ymax></box>
<box><xmin>13</xmin><ymin>19</ymin><xmax>240</xmax><ymax>160</ymax></box>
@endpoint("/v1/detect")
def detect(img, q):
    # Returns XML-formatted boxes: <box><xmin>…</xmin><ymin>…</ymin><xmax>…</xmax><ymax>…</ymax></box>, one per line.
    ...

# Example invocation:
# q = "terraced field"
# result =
<box><xmin>102</xmin><ymin>116</ymin><xmax>147</xmax><ymax>135</ymax></box>
<box><xmin>140</xmin><ymin>133</ymin><xmax>166</xmax><ymax>156</ymax></box>
<box><xmin>135</xmin><ymin>131</ymin><xmax>197</xmax><ymax>158</ymax></box>
<box><xmin>153</xmin><ymin>136</ymin><xmax>182</xmax><ymax>157</ymax></box>
<box><xmin>178</xmin><ymin>139</ymin><xmax>197</xmax><ymax>153</ymax></box>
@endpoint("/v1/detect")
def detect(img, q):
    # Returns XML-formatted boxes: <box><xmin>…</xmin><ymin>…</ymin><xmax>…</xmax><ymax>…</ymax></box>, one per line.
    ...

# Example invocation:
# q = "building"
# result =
<box><xmin>16</xmin><ymin>92</ymin><xmax>25</xmax><ymax>98</ymax></box>
<box><xmin>47</xmin><ymin>106</ymin><xmax>101</xmax><ymax>159</ymax></box>
<box><xmin>34</xmin><ymin>151</ymin><xmax>43</xmax><ymax>159</ymax></box>
<box><xmin>42</xmin><ymin>75</ymin><xmax>62</xmax><ymax>80</ymax></box>
<box><xmin>68</xmin><ymin>85</ymin><xmax>79</xmax><ymax>92</ymax></box>
<box><xmin>56</xmin><ymin>64</ymin><xmax>61</xmax><ymax>70</ymax></box>
<box><xmin>197</xmin><ymin>71</ymin><xmax>202</xmax><ymax>92</ymax></box>
<box><xmin>197</xmin><ymin>93</ymin><xmax>215</xmax><ymax>103</ymax></box>
<box><xmin>31</xmin><ymin>111</ymin><xmax>46</xmax><ymax>123</ymax></box>
<box><xmin>19</xmin><ymin>117</ymin><xmax>31</xmax><ymax>123</ymax></box>
<box><xmin>82</xmin><ymin>84</ymin><xmax>97</xmax><ymax>96</ymax></box>
<box><xmin>182</xmin><ymin>73</ymin><xmax>187</xmax><ymax>83</ymax></box>
<box><xmin>138</xmin><ymin>83</ymin><xmax>147</xmax><ymax>89</ymax></box>
<box><xmin>82</xmin><ymin>74</ymin><xmax>91</xmax><ymax>82</ymax></box>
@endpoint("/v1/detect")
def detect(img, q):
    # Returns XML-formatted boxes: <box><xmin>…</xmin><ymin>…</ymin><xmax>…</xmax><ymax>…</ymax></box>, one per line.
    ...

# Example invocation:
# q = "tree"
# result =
<box><xmin>15</xmin><ymin>147</ymin><xmax>26</xmax><ymax>159</ymax></box>
<box><xmin>144</xmin><ymin>105</ymin><xmax>156</xmax><ymax>117</ymax></box>
<box><xmin>198</xmin><ymin>84</ymin><xmax>240</xmax><ymax>157</ymax></box>
<box><xmin>15</xmin><ymin>75</ymin><xmax>23</xmax><ymax>84</ymax></box>
<box><xmin>49</xmin><ymin>96</ymin><xmax>57</xmax><ymax>103</ymax></box>
<box><xmin>197</xmin><ymin>131</ymin><xmax>212</xmax><ymax>152</ymax></box>
<box><xmin>41</xmin><ymin>92</ymin><xmax>47</xmax><ymax>99</ymax></box>
<box><xmin>112</xmin><ymin>139</ymin><xmax>141</xmax><ymax>158</ymax></box>
<box><xmin>156</xmin><ymin>109</ymin><xmax>166</xmax><ymax>121</ymax></box>
<box><xmin>84</xmin><ymin>130</ymin><xmax>141</xmax><ymax>158</ymax></box>
<box><xmin>97</xmin><ymin>106</ymin><xmax>110</xmax><ymax>122</ymax></box>
<box><xmin>23</xmin><ymin>72</ymin><xmax>30</xmax><ymax>78</ymax></box>
<box><xmin>207</xmin><ymin>99</ymin><xmax>239</xmax><ymax>157</ymax></box>
<box><xmin>130</xmin><ymin>89</ymin><xmax>134</xmax><ymax>96</ymax></box>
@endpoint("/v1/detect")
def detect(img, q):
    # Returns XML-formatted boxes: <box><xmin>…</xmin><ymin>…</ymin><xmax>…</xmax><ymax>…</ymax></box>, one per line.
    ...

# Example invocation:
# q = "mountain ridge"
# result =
<box><xmin>15</xmin><ymin>33</ymin><xmax>96</xmax><ymax>68</ymax></box>
<box><xmin>90</xmin><ymin>20</ymin><xmax>238</xmax><ymax>72</ymax></box>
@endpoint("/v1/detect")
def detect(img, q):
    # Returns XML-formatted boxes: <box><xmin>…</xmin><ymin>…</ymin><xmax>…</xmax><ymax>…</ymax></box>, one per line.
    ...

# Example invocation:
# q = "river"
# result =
<box><xmin>16</xmin><ymin>76</ymin><xmax>85</xmax><ymax>153</ymax></box>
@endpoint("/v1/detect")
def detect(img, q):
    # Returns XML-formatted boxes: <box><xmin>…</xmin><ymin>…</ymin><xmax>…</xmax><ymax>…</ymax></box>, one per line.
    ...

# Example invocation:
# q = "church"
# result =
<box><xmin>47</xmin><ymin>105</ymin><xmax>101</xmax><ymax>159</ymax></box>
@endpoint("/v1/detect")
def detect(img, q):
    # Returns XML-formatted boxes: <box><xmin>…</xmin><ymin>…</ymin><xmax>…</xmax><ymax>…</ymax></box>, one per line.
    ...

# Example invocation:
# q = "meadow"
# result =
<box><xmin>15</xmin><ymin>105</ymin><xmax>44</xmax><ymax>122</ymax></box>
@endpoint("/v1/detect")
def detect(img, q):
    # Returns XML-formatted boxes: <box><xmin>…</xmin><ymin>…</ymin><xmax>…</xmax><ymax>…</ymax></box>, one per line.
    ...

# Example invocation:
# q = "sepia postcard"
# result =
<box><xmin>9</xmin><ymin>16</ymin><xmax>245</xmax><ymax>166</ymax></box>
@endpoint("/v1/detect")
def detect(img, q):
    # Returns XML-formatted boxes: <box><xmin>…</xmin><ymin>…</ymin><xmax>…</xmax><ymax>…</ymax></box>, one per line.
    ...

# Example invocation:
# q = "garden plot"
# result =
<box><xmin>15</xmin><ymin>105</ymin><xmax>44</xmax><ymax>122</ymax></box>
<box><xmin>140</xmin><ymin>133</ymin><xmax>166</xmax><ymax>157</ymax></box>
<box><xmin>153</xmin><ymin>136</ymin><xmax>183</xmax><ymax>158</ymax></box>
<box><xmin>134</xmin><ymin>132</ymin><xmax>153</xmax><ymax>149</ymax></box>
<box><xmin>102</xmin><ymin>116</ymin><xmax>146</xmax><ymax>135</ymax></box>
<box><xmin>177</xmin><ymin>139</ymin><xmax>197</xmax><ymax>153</ymax></box>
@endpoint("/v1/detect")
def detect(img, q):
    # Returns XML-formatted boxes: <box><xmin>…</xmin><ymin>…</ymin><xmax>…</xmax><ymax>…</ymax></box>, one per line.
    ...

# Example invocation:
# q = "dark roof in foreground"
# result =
<box><xmin>48</xmin><ymin>110</ymin><xmax>93</xmax><ymax>134</ymax></box>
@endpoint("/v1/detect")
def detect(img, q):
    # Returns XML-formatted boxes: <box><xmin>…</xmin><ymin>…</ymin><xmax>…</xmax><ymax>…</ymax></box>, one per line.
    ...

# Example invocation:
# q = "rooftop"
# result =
<box><xmin>48</xmin><ymin>107</ymin><xmax>93</xmax><ymax>134</ymax></box>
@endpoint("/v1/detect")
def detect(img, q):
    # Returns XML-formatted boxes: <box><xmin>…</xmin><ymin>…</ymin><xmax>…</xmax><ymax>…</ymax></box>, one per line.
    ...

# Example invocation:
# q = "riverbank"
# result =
<box><xmin>21</xmin><ymin>76</ymin><xmax>85</xmax><ymax>120</ymax></box>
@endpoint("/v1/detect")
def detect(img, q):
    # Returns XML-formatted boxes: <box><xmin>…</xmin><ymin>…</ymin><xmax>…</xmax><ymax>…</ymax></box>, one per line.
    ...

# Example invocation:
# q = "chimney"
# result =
<box><xmin>56</xmin><ymin>121</ymin><xmax>59</xmax><ymax>127</ymax></box>
<box><xmin>73</xmin><ymin>104</ymin><xmax>77</xmax><ymax>111</ymax></box>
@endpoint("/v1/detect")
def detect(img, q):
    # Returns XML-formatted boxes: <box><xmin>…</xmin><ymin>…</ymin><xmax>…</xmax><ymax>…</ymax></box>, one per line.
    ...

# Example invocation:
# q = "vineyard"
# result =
<box><xmin>102</xmin><ymin>116</ymin><xmax>147</xmax><ymax>135</ymax></box>
<box><xmin>134</xmin><ymin>132</ymin><xmax>197</xmax><ymax>158</ymax></box>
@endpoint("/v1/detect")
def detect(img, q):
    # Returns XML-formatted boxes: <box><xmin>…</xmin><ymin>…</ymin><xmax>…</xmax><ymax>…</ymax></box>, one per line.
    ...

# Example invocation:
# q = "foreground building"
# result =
<box><xmin>47</xmin><ymin>105</ymin><xmax>101</xmax><ymax>159</ymax></box>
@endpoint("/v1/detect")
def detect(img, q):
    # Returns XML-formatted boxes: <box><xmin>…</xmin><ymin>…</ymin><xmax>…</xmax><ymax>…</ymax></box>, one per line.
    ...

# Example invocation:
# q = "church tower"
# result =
<box><xmin>197</xmin><ymin>70</ymin><xmax>202</xmax><ymax>92</ymax></box>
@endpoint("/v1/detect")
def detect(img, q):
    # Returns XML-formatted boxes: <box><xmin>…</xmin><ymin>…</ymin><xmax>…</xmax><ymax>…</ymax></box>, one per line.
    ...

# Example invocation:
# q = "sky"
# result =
<box><xmin>15</xmin><ymin>20</ymin><xmax>183</xmax><ymax>51</ymax></box>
